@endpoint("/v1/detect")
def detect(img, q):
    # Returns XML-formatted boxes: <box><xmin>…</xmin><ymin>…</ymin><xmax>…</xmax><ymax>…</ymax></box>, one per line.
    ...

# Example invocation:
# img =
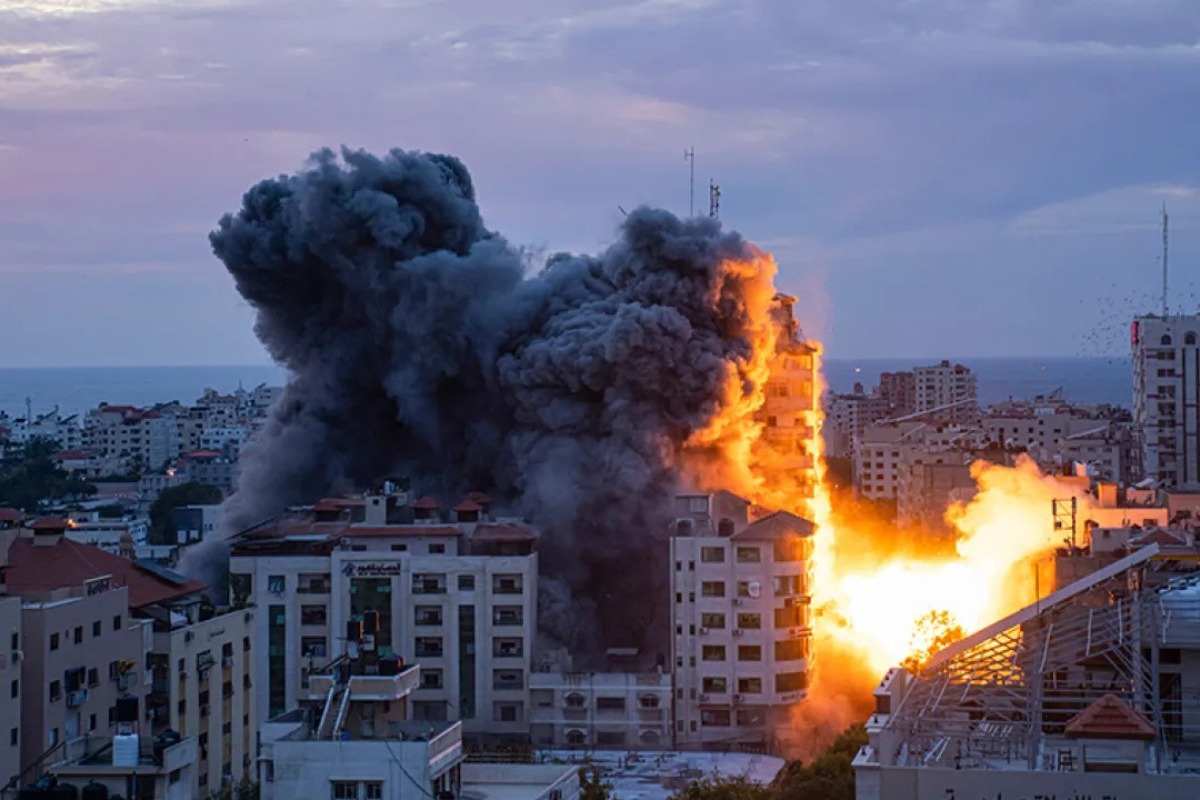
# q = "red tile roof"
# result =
<box><xmin>1065</xmin><ymin>694</ymin><xmax>1156</xmax><ymax>740</ymax></box>
<box><xmin>52</xmin><ymin>449</ymin><xmax>91</xmax><ymax>461</ymax></box>
<box><xmin>465</xmin><ymin>491</ymin><xmax>492</xmax><ymax>506</ymax></box>
<box><xmin>411</xmin><ymin>496</ymin><xmax>441</xmax><ymax>510</ymax></box>
<box><xmin>0</xmin><ymin>508</ymin><xmax>22</xmax><ymax>523</ymax></box>
<box><xmin>453</xmin><ymin>500</ymin><xmax>482</xmax><ymax>513</ymax></box>
<box><xmin>4</xmin><ymin>536</ymin><xmax>206</xmax><ymax>607</ymax></box>
<box><xmin>30</xmin><ymin>516</ymin><xmax>70</xmax><ymax>531</ymax></box>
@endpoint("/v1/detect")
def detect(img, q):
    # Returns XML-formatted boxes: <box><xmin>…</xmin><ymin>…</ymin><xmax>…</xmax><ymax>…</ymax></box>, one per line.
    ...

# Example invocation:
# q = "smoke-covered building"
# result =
<box><xmin>668</xmin><ymin>491</ymin><xmax>814</xmax><ymax>754</ymax></box>
<box><xmin>228</xmin><ymin>486</ymin><xmax>537</xmax><ymax>745</ymax></box>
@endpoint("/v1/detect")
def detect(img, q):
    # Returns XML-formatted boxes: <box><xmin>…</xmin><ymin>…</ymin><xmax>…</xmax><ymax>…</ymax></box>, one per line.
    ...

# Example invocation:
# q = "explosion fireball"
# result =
<box><xmin>208</xmin><ymin>145</ymin><xmax>1096</xmax><ymax>752</ymax></box>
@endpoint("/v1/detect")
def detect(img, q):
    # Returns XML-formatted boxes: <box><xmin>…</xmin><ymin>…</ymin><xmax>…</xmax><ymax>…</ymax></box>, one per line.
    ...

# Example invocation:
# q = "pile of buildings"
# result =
<box><xmin>0</xmin><ymin>384</ymin><xmax>282</xmax><ymax>496</ymax></box>
<box><xmin>228</xmin><ymin>482</ymin><xmax>816</xmax><ymax>757</ymax></box>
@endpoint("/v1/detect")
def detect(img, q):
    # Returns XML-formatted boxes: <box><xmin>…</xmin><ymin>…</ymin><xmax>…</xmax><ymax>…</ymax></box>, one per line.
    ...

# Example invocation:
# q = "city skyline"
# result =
<box><xmin>2</xmin><ymin>0</ymin><xmax>1199</xmax><ymax>367</ymax></box>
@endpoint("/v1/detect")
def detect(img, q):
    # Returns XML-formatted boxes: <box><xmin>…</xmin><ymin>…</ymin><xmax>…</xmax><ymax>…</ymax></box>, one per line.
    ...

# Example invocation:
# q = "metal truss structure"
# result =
<box><xmin>880</xmin><ymin>544</ymin><xmax>1200</xmax><ymax>774</ymax></box>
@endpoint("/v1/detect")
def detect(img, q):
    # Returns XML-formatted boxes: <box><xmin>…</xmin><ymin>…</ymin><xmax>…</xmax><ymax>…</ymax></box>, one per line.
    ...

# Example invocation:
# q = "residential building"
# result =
<box><xmin>84</xmin><ymin>405</ymin><xmax>181</xmax><ymax>472</ymax></box>
<box><xmin>669</xmin><ymin>491</ymin><xmax>813</xmax><ymax>754</ymax></box>
<box><xmin>528</xmin><ymin>668</ymin><xmax>672</xmax><ymax>749</ymax></box>
<box><xmin>44</xmin><ymin>729</ymin><xmax>198</xmax><ymax>800</ymax></box>
<box><xmin>1</xmin><ymin>517</ymin><xmax>256</xmax><ymax>799</ymax></box>
<box><xmin>1132</xmin><ymin>314</ymin><xmax>1200</xmax><ymax>486</ymax></box>
<box><xmin>260</xmin><ymin>654</ymin><xmax>580</xmax><ymax>800</ymax></box>
<box><xmin>757</xmin><ymin>294</ymin><xmax>821</xmax><ymax>517</ymax></box>
<box><xmin>0</xmin><ymin>410</ymin><xmax>83</xmax><ymax>450</ymax></box>
<box><xmin>912</xmin><ymin>360</ymin><xmax>978</xmax><ymax>423</ymax></box>
<box><xmin>824</xmin><ymin>385</ymin><xmax>890</xmax><ymax>459</ymax></box>
<box><xmin>0</xmin><ymin>594</ymin><xmax>21</xmax><ymax>792</ymax></box>
<box><xmin>229</xmin><ymin>487</ymin><xmax>538</xmax><ymax>744</ymax></box>
<box><xmin>178</xmin><ymin>450</ymin><xmax>237</xmax><ymax>493</ymax></box>
<box><xmin>171</xmin><ymin>504</ymin><xmax>224</xmax><ymax>547</ymax></box>
<box><xmin>854</xmin><ymin>546</ymin><xmax>1200</xmax><ymax>800</ymax></box>
<box><xmin>877</xmin><ymin>371</ymin><xmax>916</xmax><ymax>418</ymax></box>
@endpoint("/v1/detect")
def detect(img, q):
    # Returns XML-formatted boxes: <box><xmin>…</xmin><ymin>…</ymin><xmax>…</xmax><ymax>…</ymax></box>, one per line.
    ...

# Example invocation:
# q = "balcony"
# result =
<box><xmin>307</xmin><ymin>662</ymin><xmax>421</xmax><ymax>702</ymax></box>
<box><xmin>66</xmin><ymin>690</ymin><xmax>88</xmax><ymax>708</ymax></box>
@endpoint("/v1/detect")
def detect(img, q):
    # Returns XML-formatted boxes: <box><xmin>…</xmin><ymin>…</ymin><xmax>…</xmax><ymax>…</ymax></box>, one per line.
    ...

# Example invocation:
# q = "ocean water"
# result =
<box><xmin>0</xmin><ymin>357</ymin><xmax>1132</xmax><ymax>419</ymax></box>
<box><xmin>0</xmin><ymin>365</ymin><xmax>287</xmax><ymax>418</ymax></box>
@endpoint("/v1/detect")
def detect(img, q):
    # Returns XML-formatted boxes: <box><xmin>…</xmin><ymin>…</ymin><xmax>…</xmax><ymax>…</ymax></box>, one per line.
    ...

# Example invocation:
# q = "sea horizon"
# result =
<box><xmin>0</xmin><ymin>355</ymin><xmax>1134</xmax><ymax>419</ymax></box>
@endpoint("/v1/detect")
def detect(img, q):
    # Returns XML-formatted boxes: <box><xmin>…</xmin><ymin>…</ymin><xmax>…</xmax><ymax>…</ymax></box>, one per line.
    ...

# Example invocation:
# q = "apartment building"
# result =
<box><xmin>853</xmin><ymin>422</ymin><xmax>927</xmax><ymax>501</ymax></box>
<box><xmin>1132</xmin><ymin>314</ymin><xmax>1200</xmax><ymax>486</ymax></box>
<box><xmin>229</xmin><ymin>488</ymin><xmax>538</xmax><ymax>744</ymax></box>
<box><xmin>84</xmin><ymin>404</ymin><xmax>181</xmax><ymax>472</ymax></box>
<box><xmin>0</xmin><ymin>594</ymin><xmax>20</xmax><ymax>792</ymax></box>
<box><xmin>759</xmin><ymin>294</ymin><xmax>821</xmax><ymax>516</ymax></box>
<box><xmin>824</xmin><ymin>386</ymin><xmax>890</xmax><ymax>459</ymax></box>
<box><xmin>669</xmin><ymin>492</ymin><xmax>813</xmax><ymax>754</ymax></box>
<box><xmin>912</xmin><ymin>360</ymin><xmax>978</xmax><ymax>423</ymax></box>
<box><xmin>528</xmin><ymin>669</ymin><xmax>672</xmax><ymax>749</ymax></box>
<box><xmin>1</xmin><ymin>517</ymin><xmax>256</xmax><ymax>799</ymax></box>
<box><xmin>878</xmin><ymin>371</ymin><xmax>916</xmax><ymax>418</ymax></box>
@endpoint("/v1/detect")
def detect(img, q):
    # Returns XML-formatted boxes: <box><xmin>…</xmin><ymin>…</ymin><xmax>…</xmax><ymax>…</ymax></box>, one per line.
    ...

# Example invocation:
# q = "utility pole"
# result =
<box><xmin>683</xmin><ymin>147</ymin><xmax>695</xmax><ymax>217</ymax></box>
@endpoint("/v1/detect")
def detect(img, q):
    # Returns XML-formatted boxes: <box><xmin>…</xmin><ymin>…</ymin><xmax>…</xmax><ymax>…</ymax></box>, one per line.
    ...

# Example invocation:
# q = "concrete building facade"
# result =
<box><xmin>528</xmin><ymin>670</ymin><xmax>672</xmax><ymax>750</ymax></box>
<box><xmin>1133</xmin><ymin>314</ymin><xmax>1200</xmax><ymax>486</ymax></box>
<box><xmin>229</xmin><ymin>490</ymin><xmax>538</xmax><ymax>744</ymax></box>
<box><xmin>0</xmin><ymin>595</ymin><xmax>22</xmax><ymax>792</ymax></box>
<box><xmin>669</xmin><ymin>492</ymin><xmax>813</xmax><ymax>754</ymax></box>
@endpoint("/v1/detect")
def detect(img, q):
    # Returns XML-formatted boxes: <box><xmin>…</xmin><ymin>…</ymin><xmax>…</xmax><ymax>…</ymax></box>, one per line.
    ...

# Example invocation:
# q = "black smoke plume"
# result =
<box><xmin>202</xmin><ymin>146</ymin><xmax>769</xmax><ymax>655</ymax></box>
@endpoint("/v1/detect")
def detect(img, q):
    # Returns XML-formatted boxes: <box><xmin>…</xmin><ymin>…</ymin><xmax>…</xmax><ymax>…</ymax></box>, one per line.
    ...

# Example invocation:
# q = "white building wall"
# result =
<box><xmin>0</xmin><ymin>596</ymin><xmax>21</xmax><ymax>790</ymax></box>
<box><xmin>528</xmin><ymin>671</ymin><xmax>671</xmax><ymax>749</ymax></box>
<box><xmin>1133</xmin><ymin>315</ymin><xmax>1200</xmax><ymax>486</ymax></box>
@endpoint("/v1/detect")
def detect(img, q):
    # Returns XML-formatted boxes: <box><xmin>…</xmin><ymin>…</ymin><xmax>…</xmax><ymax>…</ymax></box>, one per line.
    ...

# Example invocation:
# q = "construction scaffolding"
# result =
<box><xmin>875</xmin><ymin>544</ymin><xmax>1200</xmax><ymax>774</ymax></box>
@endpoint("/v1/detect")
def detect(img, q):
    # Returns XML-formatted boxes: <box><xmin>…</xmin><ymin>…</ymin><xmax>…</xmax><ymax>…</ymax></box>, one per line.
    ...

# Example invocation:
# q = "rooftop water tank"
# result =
<box><xmin>112</xmin><ymin>733</ymin><xmax>139</xmax><ymax>768</ymax></box>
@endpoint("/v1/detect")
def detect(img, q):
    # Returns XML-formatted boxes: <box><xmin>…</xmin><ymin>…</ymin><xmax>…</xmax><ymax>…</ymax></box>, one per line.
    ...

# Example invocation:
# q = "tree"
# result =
<box><xmin>774</xmin><ymin>724</ymin><xmax>867</xmax><ymax>800</ymax></box>
<box><xmin>670</xmin><ymin>775</ymin><xmax>772</xmax><ymax>800</ymax></box>
<box><xmin>0</xmin><ymin>437</ymin><xmax>96</xmax><ymax>512</ymax></box>
<box><xmin>579</xmin><ymin>765</ymin><xmax>613</xmax><ymax>800</ymax></box>
<box><xmin>148</xmin><ymin>481</ymin><xmax>224</xmax><ymax>544</ymax></box>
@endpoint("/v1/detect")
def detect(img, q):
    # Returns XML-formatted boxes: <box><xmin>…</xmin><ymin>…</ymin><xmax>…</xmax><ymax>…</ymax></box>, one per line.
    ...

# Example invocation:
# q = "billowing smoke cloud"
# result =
<box><xmin>201</xmin><ymin>146</ymin><xmax>772</xmax><ymax>655</ymax></box>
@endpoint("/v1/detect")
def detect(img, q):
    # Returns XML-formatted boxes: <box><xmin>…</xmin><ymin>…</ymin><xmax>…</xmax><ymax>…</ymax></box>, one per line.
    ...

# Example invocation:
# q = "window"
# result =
<box><xmin>736</xmin><ymin>580</ymin><xmax>762</xmax><ymax>598</ymax></box>
<box><xmin>300</xmin><ymin>605</ymin><xmax>327</xmax><ymax>626</ymax></box>
<box><xmin>87</xmin><ymin>668</ymin><xmax>99</xmax><ymax>687</ymax></box>
<box><xmin>493</xmin><ymin>637</ymin><xmax>523</xmax><ymax>658</ymax></box>
<box><xmin>413</xmin><ymin>573</ymin><xmax>446</xmax><ymax>594</ymax></box>
<box><xmin>700</xmin><ymin>612</ymin><xmax>726</xmax><ymax>629</ymax></box>
<box><xmin>390</xmin><ymin>544</ymin><xmax>407</xmax><ymax>552</ymax></box>
<box><xmin>1188</xmin><ymin>332</ymin><xmax>1198</xmax><ymax>346</ymax></box>
<box><xmin>738</xmin><ymin>677</ymin><xmax>762</xmax><ymax>694</ymax></box>
<box><xmin>414</xmin><ymin>606</ymin><xmax>443</xmax><ymax>626</ymax></box>
<box><xmin>776</xmin><ymin>638</ymin><xmax>809</xmax><ymax>661</ymax></box>
<box><xmin>300</xmin><ymin>637</ymin><xmax>327</xmax><ymax>659</ymax></box>
<box><xmin>701</xmin><ymin>645</ymin><xmax>726</xmax><ymax>661</ymax></box>
<box><xmin>420</xmin><ymin>669</ymin><xmax>443</xmax><ymax>689</ymax></box>
<box><xmin>89</xmin><ymin>713</ymin><xmax>97</xmax><ymax>731</ymax></box>
<box><xmin>701</xmin><ymin>677</ymin><xmax>726</xmax><ymax>694</ymax></box>
<box><xmin>458</xmin><ymin>574</ymin><xmax>475</xmax><ymax>591</ymax></box>
<box><xmin>73</xmin><ymin>626</ymin><xmax>83</xmax><ymax>644</ymax></box>
<box><xmin>597</xmin><ymin>730</ymin><xmax>625</xmax><ymax>746</ymax></box>
<box><xmin>492</xmin><ymin>606</ymin><xmax>523</xmax><ymax>626</ymax></box>
<box><xmin>493</xmin><ymin>574</ymin><xmax>523</xmax><ymax>594</ymax></box>
<box><xmin>775</xmin><ymin>671</ymin><xmax>808</xmax><ymax>693</ymax></box>
<box><xmin>700</xmin><ymin>709</ymin><xmax>731</xmax><ymax>727</ymax></box>
<box><xmin>737</xmin><ymin>645</ymin><xmax>762</xmax><ymax>661</ymax></box>
<box><xmin>9</xmin><ymin>679</ymin><xmax>16</xmax><ymax>698</ymax></box>
<box><xmin>736</xmin><ymin>613</ymin><xmax>761</xmax><ymax>629</ymax></box>
<box><xmin>735</xmin><ymin>546</ymin><xmax>761</xmax><ymax>563</ymax></box>
<box><xmin>92</xmin><ymin>621</ymin><xmax>101</xmax><ymax>638</ymax></box>
<box><xmin>700</xmin><ymin>547</ymin><xmax>725</xmax><ymax>563</ymax></box>
<box><xmin>112</xmin><ymin>615</ymin><xmax>122</xmax><ymax>631</ymax></box>
<box><xmin>331</xmin><ymin>782</ymin><xmax>357</xmax><ymax>800</ymax></box>
<box><xmin>415</xmin><ymin>637</ymin><xmax>443</xmax><ymax>658</ymax></box>
<box><xmin>365</xmin><ymin>782</ymin><xmax>383</xmax><ymax>800</ymax></box>
<box><xmin>429</xmin><ymin>543</ymin><xmax>446</xmax><ymax>554</ymax></box>
<box><xmin>49</xmin><ymin>680</ymin><xmax>61</xmax><ymax>701</ymax></box>
<box><xmin>50</xmin><ymin>633</ymin><xmax>59</xmax><ymax>651</ymax></box>
<box><xmin>596</xmin><ymin>697</ymin><xmax>625</xmax><ymax>711</ymax></box>
<box><xmin>10</xmin><ymin>728</ymin><xmax>16</xmax><ymax>746</ymax></box>
<box><xmin>493</xmin><ymin>669</ymin><xmax>523</xmax><ymax>690</ymax></box>
<box><xmin>700</xmin><ymin>581</ymin><xmax>725</xmax><ymax>598</ymax></box>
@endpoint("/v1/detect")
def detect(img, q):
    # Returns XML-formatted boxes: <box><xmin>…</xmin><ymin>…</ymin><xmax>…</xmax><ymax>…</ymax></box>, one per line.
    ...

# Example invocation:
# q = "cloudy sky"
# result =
<box><xmin>1</xmin><ymin>0</ymin><xmax>1198</xmax><ymax>366</ymax></box>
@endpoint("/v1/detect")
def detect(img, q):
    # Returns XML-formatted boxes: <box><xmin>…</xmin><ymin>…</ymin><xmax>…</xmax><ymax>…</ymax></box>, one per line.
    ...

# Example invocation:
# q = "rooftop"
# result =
<box><xmin>5</xmin><ymin>534</ymin><xmax>206</xmax><ymax>607</ymax></box>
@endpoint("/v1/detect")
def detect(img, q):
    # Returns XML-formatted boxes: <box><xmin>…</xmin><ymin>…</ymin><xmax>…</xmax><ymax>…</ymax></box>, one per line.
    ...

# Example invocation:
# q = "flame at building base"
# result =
<box><xmin>694</xmin><ymin>252</ymin><xmax>1096</xmax><ymax>757</ymax></box>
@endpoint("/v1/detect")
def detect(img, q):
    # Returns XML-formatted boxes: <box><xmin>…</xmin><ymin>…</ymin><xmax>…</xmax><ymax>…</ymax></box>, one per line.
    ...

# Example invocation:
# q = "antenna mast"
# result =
<box><xmin>683</xmin><ymin>147</ymin><xmax>695</xmax><ymax>217</ymax></box>
<box><xmin>708</xmin><ymin>180</ymin><xmax>720</xmax><ymax>219</ymax></box>
<box><xmin>1162</xmin><ymin>202</ymin><xmax>1169</xmax><ymax>317</ymax></box>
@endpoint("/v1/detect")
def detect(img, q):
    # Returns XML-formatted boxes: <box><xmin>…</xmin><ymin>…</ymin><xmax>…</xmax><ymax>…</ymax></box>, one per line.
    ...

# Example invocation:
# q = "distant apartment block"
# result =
<box><xmin>913</xmin><ymin>360</ymin><xmax>978</xmax><ymax>423</ymax></box>
<box><xmin>528</xmin><ymin>669</ymin><xmax>672</xmax><ymax>749</ymax></box>
<box><xmin>1133</xmin><ymin>314</ymin><xmax>1200</xmax><ymax>486</ymax></box>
